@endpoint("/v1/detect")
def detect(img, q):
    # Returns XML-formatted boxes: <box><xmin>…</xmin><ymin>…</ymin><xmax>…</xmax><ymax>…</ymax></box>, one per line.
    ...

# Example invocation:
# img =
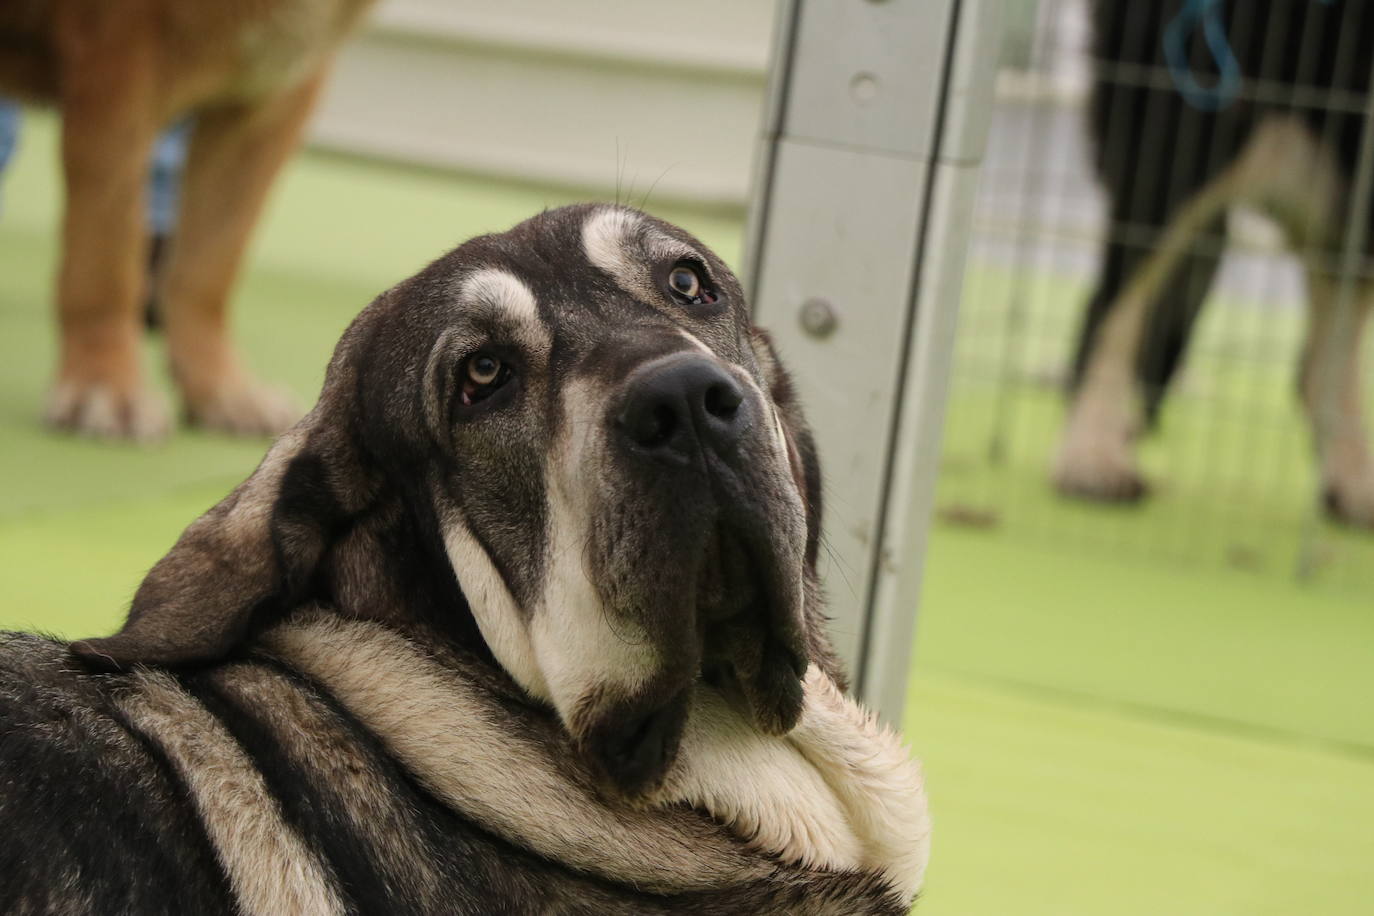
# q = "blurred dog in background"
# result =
<box><xmin>1056</xmin><ymin>0</ymin><xmax>1374</xmax><ymax>528</ymax></box>
<box><xmin>0</xmin><ymin>0</ymin><xmax>375</xmax><ymax>440</ymax></box>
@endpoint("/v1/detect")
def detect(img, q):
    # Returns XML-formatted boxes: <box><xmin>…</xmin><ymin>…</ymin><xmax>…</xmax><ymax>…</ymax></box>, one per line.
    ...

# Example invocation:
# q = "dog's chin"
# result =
<box><xmin>574</xmin><ymin>630</ymin><xmax>805</xmax><ymax>802</ymax></box>
<box><xmin>578</xmin><ymin>685</ymin><xmax>692</xmax><ymax>802</ymax></box>
<box><xmin>573</xmin><ymin>509</ymin><xmax>809</xmax><ymax>799</ymax></box>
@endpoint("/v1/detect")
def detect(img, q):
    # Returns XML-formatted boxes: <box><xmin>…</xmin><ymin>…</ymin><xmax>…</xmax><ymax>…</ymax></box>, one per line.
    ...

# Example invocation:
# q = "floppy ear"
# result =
<box><xmin>70</xmin><ymin>419</ymin><xmax>368</xmax><ymax>671</ymax></box>
<box><xmin>748</xmin><ymin>326</ymin><xmax>849</xmax><ymax>686</ymax></box>
<box><xmin>748</xmin><ymin>327</ymin><xmax>823</xmax><ymax>569</ymax></box>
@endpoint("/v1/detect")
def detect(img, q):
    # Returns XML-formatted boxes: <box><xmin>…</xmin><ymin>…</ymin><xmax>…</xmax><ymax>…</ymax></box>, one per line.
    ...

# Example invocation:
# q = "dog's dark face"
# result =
<box><xmin>423</xmin><ymin>207</ymin><xmax>820</xmax><ymax>794</ymax></box>
<box><xmin>72</xmin><ymin>205</ymin><xmax>833</xmax><ymax>798</ymax></box>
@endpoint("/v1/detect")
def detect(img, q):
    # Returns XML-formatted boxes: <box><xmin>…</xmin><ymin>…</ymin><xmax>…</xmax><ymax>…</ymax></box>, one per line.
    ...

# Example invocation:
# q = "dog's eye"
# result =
<box><xmin>460</xmin><ymin>353</ymin><xmax>511</xmax><ymax>405</ymax></box>
<box><xmin>669</xmin><ymin>266</ymin><xmax>700</xmax><ymax>299</ymax></box>
<box><xmin>468</xmin><ymin>355</ymin><xmax>501</xmax><ymax>385</ymax></box>
<box><xmin>666</xmin><ymin>262</ymin><xmax>717</xmax><ymax>307</ymax></box>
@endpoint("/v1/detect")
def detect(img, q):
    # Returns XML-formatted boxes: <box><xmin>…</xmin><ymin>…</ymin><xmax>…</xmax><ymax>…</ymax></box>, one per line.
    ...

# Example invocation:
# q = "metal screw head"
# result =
<box><xmin>850</xmin><ymin>72</ymin><xmax>879</xmax><ymax>105</ymax></box>
<box><xmin>799</xmin><ymin>297</ymin><xmax>838</xmax><ymax>338</ymax></box>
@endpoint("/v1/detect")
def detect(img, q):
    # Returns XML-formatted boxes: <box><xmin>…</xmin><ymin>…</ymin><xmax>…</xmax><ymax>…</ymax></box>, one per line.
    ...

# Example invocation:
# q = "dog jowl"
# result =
<box><xmin>72</xmin><ymin>204</ymin><xmax>844</xmax><ymax>802</ymax></box>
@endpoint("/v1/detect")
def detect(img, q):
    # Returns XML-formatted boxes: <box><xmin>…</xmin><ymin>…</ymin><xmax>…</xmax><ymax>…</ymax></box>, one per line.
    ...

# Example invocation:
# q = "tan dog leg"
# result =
<box><xmin>1052</xmin><ymin>188</ymin><xmax>1231</xmax><ymax>500</ymax></box>
<box><xmin>1057</xmin><ymin>116</ymin><xmax>1348</xmax><ymax>504</ymax></box>
<box><xmin>160</xmin><ymin>72</ymin><xmax>327</xmax><ymax>435</ymax></box>
<box><xmin>1055</xmin><ymin>116</ymin><xmax>1339</xmax><ymax>501</ymax></box>
<box><xmin>1301</xmin><ymin>272</ymin><xmax>1374</xmax><ymax>527</ymax></box>
<box><xmin>45</xmin><ymin>28</ymin><xmax>168</xmax><ymax>440</ymax></box>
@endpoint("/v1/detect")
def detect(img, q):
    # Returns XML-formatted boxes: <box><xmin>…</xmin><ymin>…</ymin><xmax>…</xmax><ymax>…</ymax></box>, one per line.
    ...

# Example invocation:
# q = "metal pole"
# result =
<box><xmin>744</xmin><ymin>0</ymin><xmax>1001</xmax><ymax>723</ymax></box>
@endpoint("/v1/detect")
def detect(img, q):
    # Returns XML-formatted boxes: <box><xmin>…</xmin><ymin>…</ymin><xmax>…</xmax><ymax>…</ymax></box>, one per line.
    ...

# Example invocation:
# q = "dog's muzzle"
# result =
<box><xmin>576</xmin><ymin>350</ymin><xmax>805</xmax><ymax>795</ymax></box>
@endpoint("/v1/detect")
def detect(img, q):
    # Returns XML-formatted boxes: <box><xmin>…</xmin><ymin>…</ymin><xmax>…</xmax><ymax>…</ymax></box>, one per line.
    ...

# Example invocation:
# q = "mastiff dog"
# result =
<box><xmin>0</xmin><ymin>205</ymin><xmax>931</xmax><ymax>914</ymax></box>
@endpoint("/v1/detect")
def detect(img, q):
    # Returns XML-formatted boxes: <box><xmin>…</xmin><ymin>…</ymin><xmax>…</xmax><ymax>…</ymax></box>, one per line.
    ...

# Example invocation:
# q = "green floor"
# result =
<box><xmin>2</xmin><ymin>114</ymin><xmax>1371</xmax><ymax>914</ymax></box>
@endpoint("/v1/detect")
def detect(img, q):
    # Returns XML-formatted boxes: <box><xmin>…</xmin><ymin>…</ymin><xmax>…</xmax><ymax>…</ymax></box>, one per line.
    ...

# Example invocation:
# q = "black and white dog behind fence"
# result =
<box><xmin>1056</xmin><ymin>0</ymin><xmax>1374</xmax><ymax>527</ymax></box>
<box><xmin>0</xmin><ymin>205</ymin><xmax>929</xmax><ymax>914</ymax></box>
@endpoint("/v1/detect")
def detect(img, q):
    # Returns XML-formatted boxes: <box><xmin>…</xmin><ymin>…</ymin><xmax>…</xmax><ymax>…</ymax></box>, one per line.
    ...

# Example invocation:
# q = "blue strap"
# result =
<box><xmin>1163</xmin><ymin>0</ymin><xmax>1243</xmax><ymax>111</ymax></box>
<box><xmin>0</xmin><ymin>99</ymin><xmax>19</xmax><ymax>175</ymax></box>
<box><xmin>147</xmin><ymin>120</ymin><xmax>192</xmax><ymax>236</ymax></box>
<box><xmin>1164</xmin><ymin>0</ymin><xmax>1337</xmax><ymax>112</ymax></box>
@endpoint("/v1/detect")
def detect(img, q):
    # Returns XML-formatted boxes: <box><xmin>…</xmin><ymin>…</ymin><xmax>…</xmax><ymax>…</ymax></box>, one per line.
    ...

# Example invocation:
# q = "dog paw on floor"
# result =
<box><xmin>179</xmin><ymin>372</ymin><xmax>301</xmax><ymax>437</ymax></box>
<box><xmin>45</xmin><ymin>378</ymin><xmax>170</xmax><ymax>443</ymax></box>
<box><xmin>1324</xmin><ymin>468</ymin><xmax>1374</xmax><ymax>529</ymax></box>
<box><xmin>1052</xmin><ymin>388</ymin><xmax>1148</xmax><ymax>503</ymax></box>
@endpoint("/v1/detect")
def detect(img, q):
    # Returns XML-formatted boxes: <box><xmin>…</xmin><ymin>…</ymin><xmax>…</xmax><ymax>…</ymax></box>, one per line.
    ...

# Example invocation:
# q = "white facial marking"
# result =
<box><xmin>535</xmin><ymin>487</ymin><xmax>657</xmax><ymax>725</ymax></box>
<box><xmin>441</xmin><ymin>508</ymin><xmax>551</xmax><ymax>701</ymax></box>
<box><xmin>535</xmin><ymin>374</ymin><xmax>657</xmax><ymax>729</ymax></box>
<box><xmin>462</xmin><ymin>268</ymin><xmax>541</xmax><ymax>327</ymax></box>
<box><xmin>772</xmin><ymin>408</ymin><xmax>789</xmax><ymax>456</ymax></box>
<box><xmin>581</xmin><ymin>207</ymin><xmax>644</xmax><ymax>281</ymax></box>
<box><xmin>456</xmin><ymin>267</ymin><xmax>552</xmax><ymax>365</ymax></box>
<box><xmin>677</xmin><ymin>329</ymin><xmax>714</xmax><ymax>354</ymax></box>
<box><xmin>581</xmin><ymin>207</ymin><xmax>701</xmax><ymax>302</ymax></box>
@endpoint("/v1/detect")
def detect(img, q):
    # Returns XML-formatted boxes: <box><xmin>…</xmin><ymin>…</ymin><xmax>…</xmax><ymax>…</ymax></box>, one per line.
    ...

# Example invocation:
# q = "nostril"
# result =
<box><xmin>623</xmin><ymin>398</ymin><xmax>680</xmax><ymax>449</ymax></box>
<box><xmin>703</xmin><ymin>381</ymin><xmax>743</xmax><ymax>420</ymax></box>
<box><xmin>643</xmin><ymin>404</ymin><xmax>677</xmax><ymax>447</ymax></box>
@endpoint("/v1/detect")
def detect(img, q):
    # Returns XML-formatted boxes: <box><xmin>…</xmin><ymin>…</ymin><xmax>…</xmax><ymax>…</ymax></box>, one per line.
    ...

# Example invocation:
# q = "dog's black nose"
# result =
<box><xmin>617</xmin><ymin>353</ymin><xmax>747</xmax><ymax>465</ymax></box>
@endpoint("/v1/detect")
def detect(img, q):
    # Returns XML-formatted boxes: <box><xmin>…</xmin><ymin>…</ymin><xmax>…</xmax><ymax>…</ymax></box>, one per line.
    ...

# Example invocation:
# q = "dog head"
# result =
<box><xmin>73</xmin><ymin>204</ymin><xmax>839</xmax><ymax>797</ymax></box>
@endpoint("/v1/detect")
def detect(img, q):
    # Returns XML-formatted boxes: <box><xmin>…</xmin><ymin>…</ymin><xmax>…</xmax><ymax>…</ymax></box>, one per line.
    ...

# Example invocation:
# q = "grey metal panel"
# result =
<box><xmin>745</xmin><ymin>0</ymin><xmax>1001</xmax><ymax>724</ymax></box>
<box><xmin>783</xmin><ymin>1</ymin><xmax>956</xmax><ymax>157</ymax></box>
<box><xmin>940</xmin><ymin>0</ymin><xmax>1004</xmax><ymax>163</ymax></box>
<box><xmin>742</xmin><ymin>0</ymin><xmax>799</xmax><ymax>276</ymax></box>
<box><xmin>750</xmin><ymin>140</ymin><xmax>929</xmax><ymax>667</ymax></box>
<box><xmin>854</xmin><ymin>0</ymin><xmax>1004</xmax><ymax>714</ymax></box>
<box><xmin>859</xmin><ymin>160</ymin><xmax>983</xmax><ymax>714</ymax></box>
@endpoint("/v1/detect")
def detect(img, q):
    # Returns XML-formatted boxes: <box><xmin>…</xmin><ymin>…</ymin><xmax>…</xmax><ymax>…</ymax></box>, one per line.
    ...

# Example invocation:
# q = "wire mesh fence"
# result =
<box><xmin>936</xmin><ymin>0</ymin><xmax>1374</xmax><ymax>590</ymax></box>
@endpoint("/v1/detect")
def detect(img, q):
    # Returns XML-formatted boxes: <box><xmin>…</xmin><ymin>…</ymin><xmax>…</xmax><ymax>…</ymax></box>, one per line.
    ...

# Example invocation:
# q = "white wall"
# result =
<box><xmin>310</xmin><ymin>0</ymin><xmax>776</xmax><ymax>207</ymax></box>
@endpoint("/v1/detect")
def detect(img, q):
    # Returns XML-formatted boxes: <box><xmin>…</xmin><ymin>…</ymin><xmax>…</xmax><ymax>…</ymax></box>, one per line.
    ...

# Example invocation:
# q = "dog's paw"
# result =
<box><xmin>45</xmin><ymin>380</ymin><xmax>170</xmax><ymax>442</ymax></box>
<box><xmin>1052</xmin><ymin>398</ymin><xmax>1148</xmax><ymax>502</ymax></box>
<box><xmin>1323</xmin><ymin>472</ymin><xmax>1374</xmax><ymax>529</ymax></box>
<box><xmin>1052</xmin><ymin>437</ymin><xmax>1149</xmax><ymax>502</ymax></box>
<box><xmin>182</xmin><ymin>374</ymin><xmax>302</xmax><ymax>437</ymax></box>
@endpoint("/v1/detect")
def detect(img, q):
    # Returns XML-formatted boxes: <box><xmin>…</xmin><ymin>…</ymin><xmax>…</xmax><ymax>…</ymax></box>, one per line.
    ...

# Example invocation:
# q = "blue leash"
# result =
<box><xmin>1162</xmin><ymin>0</ymin><xmax>1243</xmax><ymax>111</ymax></box>
<box><xmin>1163</xmin><ymin>0</ymin><xmax>1336</xmax><ymax>111</ymax></box>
